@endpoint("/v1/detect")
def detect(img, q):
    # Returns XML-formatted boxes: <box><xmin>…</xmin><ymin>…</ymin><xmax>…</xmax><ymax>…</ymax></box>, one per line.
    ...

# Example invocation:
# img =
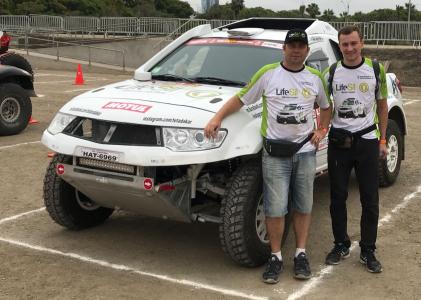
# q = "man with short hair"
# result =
<box><xmin>205</xmin><ymin>29</ymin><xmax>332</xmax><ymax>283</ymax></box>
<box><xmin>324</xmin><ymin>25</ymin><xmax>388</xmax><ymax>273</ymax></box>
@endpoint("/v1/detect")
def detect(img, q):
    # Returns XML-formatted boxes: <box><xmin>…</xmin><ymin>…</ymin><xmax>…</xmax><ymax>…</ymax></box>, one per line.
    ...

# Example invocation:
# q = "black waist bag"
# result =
<box><xmin>328</xmin><ymin>124</ymin><xmax>377</xmax><ymax>149</ymax></box>
<box><xmin>264</xmin><ymin>134</ymin><xmax>313</xmax><ymax>157</ymax></box>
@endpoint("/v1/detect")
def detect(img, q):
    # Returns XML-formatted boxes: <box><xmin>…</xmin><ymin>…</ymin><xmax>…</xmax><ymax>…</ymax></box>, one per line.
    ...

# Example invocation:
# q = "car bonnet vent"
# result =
<box><xmin>227</xmin><ymin>28</ymin><xmax>264</xmax><ymax>37</ymax></box>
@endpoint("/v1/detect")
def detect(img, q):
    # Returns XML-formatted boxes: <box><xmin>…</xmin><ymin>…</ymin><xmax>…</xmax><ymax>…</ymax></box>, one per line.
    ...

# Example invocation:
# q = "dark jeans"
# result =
<box><xmin>328</xmin><ymin>138</ymin><xmax>379</xmax><ymax>250</ymax></box>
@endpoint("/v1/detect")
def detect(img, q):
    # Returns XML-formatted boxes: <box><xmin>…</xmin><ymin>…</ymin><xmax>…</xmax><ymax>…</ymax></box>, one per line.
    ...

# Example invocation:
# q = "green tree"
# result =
<box><xmin>321</xmin><ymin>9</ymin><xmax>336</xmax><ymax>21</ymax></box>
<box><xmin>231</xmin><ymin>0</ymin><xmax>244</xmax><ymax>19</ymax></box>
<box><xmin>239</xmin><ymin>7</ymin><xmax>277</xmax><ymax>19</ymax></box>
<box><xmin>299</xmin><ymin>5</ymin><xmax>306</xmax><ymax>17</ymax></box>
<box><xmin>154</xmin><ymin>0</ymin><xmax>193</xmax><ymax>17</ymax></box>
<box><xmin>0</xmin><ymin>0</ymin><xmax>12</xmax><ymax>14</ymax></box>
<box><xmin>198</xmin><ymin>4</ymin><xmax>234</xmax><ymax>19</ymax></box>
<box><xmin>306</xmin><ymin>3</ymin><xmax>320</xmax><ymax>18</ymax></box>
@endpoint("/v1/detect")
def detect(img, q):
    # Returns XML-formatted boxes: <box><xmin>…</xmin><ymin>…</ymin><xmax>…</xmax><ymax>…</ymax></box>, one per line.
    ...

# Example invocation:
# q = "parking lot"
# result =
<box><xmin>0</xmin><ymin>69</ymin><xmax>420</xmax><ymax>300</ymax></box>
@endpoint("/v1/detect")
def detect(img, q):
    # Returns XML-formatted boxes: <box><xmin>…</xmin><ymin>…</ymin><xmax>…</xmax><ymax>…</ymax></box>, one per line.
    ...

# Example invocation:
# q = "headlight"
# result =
<box><xmin>163</xmin><ymin>127</ymin><xmax>227</xmax><ymax>151</ymax></box>
<box><xmin>47</xmin><ymin>113</ymin><xmax>77</xmax><ymax>135</ymax></box>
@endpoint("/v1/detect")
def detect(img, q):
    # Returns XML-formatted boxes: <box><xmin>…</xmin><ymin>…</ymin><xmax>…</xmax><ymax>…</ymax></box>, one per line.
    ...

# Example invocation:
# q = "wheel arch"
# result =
<box><xmin>0</xmin><ymin>69</ymin><xmax>35</xmax><ymax>96</ymax></box>
<box><xmin>388</xmin><ymin>105</ymin><xmax>406</xmax><ymax>160</ymax></box>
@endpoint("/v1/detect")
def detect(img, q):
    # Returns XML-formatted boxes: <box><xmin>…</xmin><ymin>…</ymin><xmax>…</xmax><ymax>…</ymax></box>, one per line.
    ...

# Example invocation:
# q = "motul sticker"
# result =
<box><xmin>102</xmin><ymin>102</ymin><xmax>152</xmax><ymax>113</ymax></box>
<box><xmin>143</xmin><ymin>178</ymin><xmax>153</xmax><ymax>190</ymax></box>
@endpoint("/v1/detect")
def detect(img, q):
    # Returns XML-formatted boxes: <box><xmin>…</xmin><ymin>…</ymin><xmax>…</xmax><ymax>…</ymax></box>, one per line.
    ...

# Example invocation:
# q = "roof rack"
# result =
<box><xmin>219</xmin><ymin>18</ymin><xmax>316</xmax><ymax>31</ymax></box>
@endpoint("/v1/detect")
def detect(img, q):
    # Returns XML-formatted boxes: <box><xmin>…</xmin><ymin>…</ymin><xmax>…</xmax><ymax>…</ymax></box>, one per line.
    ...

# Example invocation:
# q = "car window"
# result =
<box><xmin>150</xmin><ymin>39</ymin><xmax>283</xmax><ymax>85</ymax></box>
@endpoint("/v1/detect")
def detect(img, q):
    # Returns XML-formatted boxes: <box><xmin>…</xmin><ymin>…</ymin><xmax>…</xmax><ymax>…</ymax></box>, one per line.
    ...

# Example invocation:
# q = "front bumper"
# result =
<box><xmin>58</xmin><ymin>161</ymin><xmax>192</xmax><ymax>222</ymax></box>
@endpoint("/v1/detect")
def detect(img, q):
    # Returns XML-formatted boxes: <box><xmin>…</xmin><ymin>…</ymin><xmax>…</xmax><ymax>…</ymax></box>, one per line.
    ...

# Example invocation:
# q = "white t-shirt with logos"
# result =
<box><xmin>237</xmin><ymin>62</ymin><xmax>330</xmax><ymax>153</ymax></box>
<box><xmin>323</xmin><ymin>58</ymin><xmax>387</xmax><ymax>139</ymax></box>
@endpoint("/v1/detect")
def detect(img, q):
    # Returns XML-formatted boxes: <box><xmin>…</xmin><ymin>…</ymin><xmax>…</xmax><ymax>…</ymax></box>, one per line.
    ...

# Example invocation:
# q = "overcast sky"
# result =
<box><xmin>185</xmin><ymin>0</ymin><xmax>417</xmax><ymax>14</ymax></box>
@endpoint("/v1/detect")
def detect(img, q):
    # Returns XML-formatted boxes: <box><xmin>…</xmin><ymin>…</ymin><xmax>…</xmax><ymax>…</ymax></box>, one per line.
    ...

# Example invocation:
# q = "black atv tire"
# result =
<box><xmin>0</xmin><ymin>52</ymin><xmax>34</xmax><ymax>78</ymax></box>
<box><xmin>0</xmin><ymin>83</ymin><xmax>32</xmax><ymax>136</ymax></box>
<box><xmin>43</xmin><ymin>154</ymin><xmax>114</xmax><ymax>230</ymax></box>
<box><xmin>219</xmin><ymin>159</ymin><xmax>291</xmax><ymax>267</ymax></box>
<box><xmin>379</xmin><ymin>119</ymin><xmax>403</xmax><ymax>187</ymax></box>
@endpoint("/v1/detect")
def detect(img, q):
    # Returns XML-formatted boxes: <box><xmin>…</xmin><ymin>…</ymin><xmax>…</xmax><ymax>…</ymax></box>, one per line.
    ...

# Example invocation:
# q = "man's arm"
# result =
<box><xmin>377</xmin><ymin>99</ymin><xmax>388</xmax><ymax>159</ymax></box>
<box><xmin>377</xmin><ymin>63</ymin><xmax>389</xmax><ymax>159</ymax></box>
<box><xmin>311</xmin><ymin>106</ymin><xmax>332</xmax><ymax>145</ymax></box>
<box><xmin>204</xmin><ymin>95</ymin><xmax>244</xmax><ymax>138</ymax></box>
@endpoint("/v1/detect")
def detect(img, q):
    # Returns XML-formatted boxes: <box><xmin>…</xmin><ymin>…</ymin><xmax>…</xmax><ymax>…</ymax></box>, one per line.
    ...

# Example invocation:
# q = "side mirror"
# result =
<box><xmin>134</xmin><ymin>71</ymin><xmax>152</xmax><ymax>81</ymax></box>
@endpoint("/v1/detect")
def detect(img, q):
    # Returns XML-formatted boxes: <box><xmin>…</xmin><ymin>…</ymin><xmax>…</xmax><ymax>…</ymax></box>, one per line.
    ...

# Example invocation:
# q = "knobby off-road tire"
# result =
<box><xmin>0</xmin><ymin>83</ymin><xmax>31</xmax><ymax>135</ymax></box>
<box><xmin>219</xmin><ymin>159</ymin><xmax>291</xmax><ymax>267</ymax></box>
<box><xmin>43</xmin><ymin>154</ymin><xmax>114</xmax><ymax>230</ymax></box>
<box><xmin>379</xmin><ymin>119</ymin><xmax>403</xmax><ymax>187</ymax></box>
<box><xmin>0</xmin><ymin>52</ymin><xmax>34</xmax><ymax>78</ymax></box>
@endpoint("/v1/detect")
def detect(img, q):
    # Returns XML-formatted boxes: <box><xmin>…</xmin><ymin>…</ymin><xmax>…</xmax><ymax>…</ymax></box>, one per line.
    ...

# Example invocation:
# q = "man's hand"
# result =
<box><xmin>311</xmin><ymin>128</ymin><xmax>327</xmax><ymax>147</ymax></box>
<box><xmin>204</xmin><ymin>116</ymin><xmax>222</xmax><ymax>139</ymax></box>
<box><xmin>204</xmin><ymin>95</ymin><xmax>244</xmax><ymax>139</ymax></box>
<box><xmin>379</xmin><ymin>143</ymin><xmax>388</xmax><ymax>159</ymax></box>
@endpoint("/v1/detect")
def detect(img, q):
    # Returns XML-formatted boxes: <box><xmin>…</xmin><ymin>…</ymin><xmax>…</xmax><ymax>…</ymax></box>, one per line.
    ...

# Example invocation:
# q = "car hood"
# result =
<box><xmin>60</xmin><ymin>79</ymin><xmax>241</xmax><ymax>126</ymax></box>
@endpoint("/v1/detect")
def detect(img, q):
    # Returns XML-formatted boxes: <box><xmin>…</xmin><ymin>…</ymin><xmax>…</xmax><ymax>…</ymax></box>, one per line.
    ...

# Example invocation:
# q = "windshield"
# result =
<box><xmin>150</xmin><ymin>38</ymin><xmax>283</xmax><ymax>86</ymax></box>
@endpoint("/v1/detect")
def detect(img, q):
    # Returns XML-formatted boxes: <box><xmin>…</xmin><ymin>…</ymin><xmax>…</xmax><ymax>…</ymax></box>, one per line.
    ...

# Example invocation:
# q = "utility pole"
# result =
<box><xmin>340</xmin><ymin>0</ymin><xmax>350</xmax><ymax>22</ymax></box>
<box><xmin>407</xmin><ymin>0</ymin><xmax>412</xmax><ymax>41</ymax></box>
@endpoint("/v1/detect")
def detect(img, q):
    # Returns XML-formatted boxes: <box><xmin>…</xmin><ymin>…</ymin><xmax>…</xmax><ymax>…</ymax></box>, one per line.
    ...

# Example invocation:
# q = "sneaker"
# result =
<box><xmin>325</xmin><ymin>243</ymin><xmax>350</xmax><ymax>265</ymax></box>
<box><xmin>294</xmin><ymin>252</ymin><xmax>312</xmax><ymax>280</ymax></box>
<box><xmin>262</xmin><ymin>255</ymin><xmax>283</xmax><ymax>284</ymax></box>
<box><xmin>360</xmin><ymin>249</ymin><xmax>383</xmax><ymax>273</ymax></box>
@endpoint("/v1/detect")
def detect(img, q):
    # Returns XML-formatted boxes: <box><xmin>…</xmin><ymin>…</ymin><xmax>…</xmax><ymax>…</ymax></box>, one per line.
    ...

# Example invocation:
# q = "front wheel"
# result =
<box><xmin>43</xmin><ymin>154</ymin><xmax>114</xmax><ymax>230</ymax></box>
<box><xmin>379</xmin><ymin>119</ymin><xmax>403</xmax><ymax>187</ymax></box>
<box><xmin>219</xmin><ymin>159</ymin><xmax>291</xmax><ymax>267</ymax></box>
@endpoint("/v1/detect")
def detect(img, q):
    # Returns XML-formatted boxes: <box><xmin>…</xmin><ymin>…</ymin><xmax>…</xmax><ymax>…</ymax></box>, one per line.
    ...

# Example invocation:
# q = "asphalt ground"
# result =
<box><xmin>0</xmin><ymin>69</ymin><xmax>420</xmax><ymax>300</ymax></box>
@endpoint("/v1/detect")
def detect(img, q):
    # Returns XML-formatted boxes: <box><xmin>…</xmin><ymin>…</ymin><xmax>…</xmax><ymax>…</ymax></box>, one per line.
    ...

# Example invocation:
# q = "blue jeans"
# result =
<box><xmin>262</xmin><ymin>149</ymin><xmax>316</xmax><ymax>217</ymax></box>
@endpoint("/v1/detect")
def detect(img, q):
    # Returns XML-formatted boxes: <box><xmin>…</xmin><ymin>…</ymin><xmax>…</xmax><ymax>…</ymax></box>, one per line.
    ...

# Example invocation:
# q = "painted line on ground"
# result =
<box><xmin>0</xmin><ymin>237</ymin><xmax>267</xmax><ymax>300</ymax></box>
<box><xmin>36</xmin><ymin>74</ymin><xmax>75</xmax><ymax>77</ymax></box>
<box><xmin>0</xmin><ymin>141</ymin><xmax>41</xmax><ymax>151</ymax></box>
<box><xmin>0</xmin><ymin>207</ymin><xmax>268</xmax><ymax>299</ymax></box>
<box><xmin>0</xmin><ymin>208</ymin><xmax>45</xmax><ymax>226</ymax></box>
<box><xmin>64</xmin><ymin>88</ymin><xmax>94</xmax><ymax>93</ymax></box>
<box><xmin>285</xmin><ymin>185</ymin><xmax>421</xmax><ymax>300</ymax></box>
<box><xmin>403</xmin><ymin>100</ymin><xmax>420</xmax><ymax>106</ymax></box>
<box><xmin>402</xmin><ymin>98</ymin><xmax>421</xmax><ymax>102</ymax></box>
<box><xmin>36</xmin><ymin>78</ymin><xmax>109</xmax><ymax>84</ymax></box>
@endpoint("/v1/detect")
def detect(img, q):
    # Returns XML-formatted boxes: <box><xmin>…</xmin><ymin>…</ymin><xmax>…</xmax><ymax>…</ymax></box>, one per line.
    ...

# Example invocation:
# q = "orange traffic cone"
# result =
<box><xmin>47</xmin><ymin>152</ymin><xmax>55</xmax><ymax>158</ymax></box>
<box><xmin>29</xmin><ymin>116</ymin><xmax>39</xmax><ymax>124</ymax></box>
<box><xmin>74</xmin><ymin>64</ymin><xmax>85</xmax><ymax>85</ymax></box>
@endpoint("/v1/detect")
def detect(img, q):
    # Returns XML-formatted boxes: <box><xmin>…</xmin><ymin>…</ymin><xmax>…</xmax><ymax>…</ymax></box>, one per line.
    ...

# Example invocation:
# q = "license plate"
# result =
<box><xmin>76</xmin><ymin>147</ymin><xmax>122</xmax><ymax>162</ymax></box>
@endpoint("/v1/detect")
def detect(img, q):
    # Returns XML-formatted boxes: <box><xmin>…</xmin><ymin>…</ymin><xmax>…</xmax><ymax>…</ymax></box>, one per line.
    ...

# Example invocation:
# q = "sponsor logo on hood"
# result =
<box><xmin>102</xmin><ymin>102</ymin><xmax>152</xmax><ymax>113</ymax></box>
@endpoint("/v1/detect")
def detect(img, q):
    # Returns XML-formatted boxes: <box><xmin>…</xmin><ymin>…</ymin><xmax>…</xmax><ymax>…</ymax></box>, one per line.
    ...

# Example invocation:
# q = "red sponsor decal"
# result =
<box><xmin>102</xmin><ymin>102</ymin><xmax>152</xmax><ymax>113</ymax></box>
<box><xmin>143</xmin><ymin>178</ymin><xmax>153</xmax><ymax>190</ymax></box>
<box><xmin>56</xmin><ymin>164</ymin><xmax>65</xmax><ymax>175</ymax></box>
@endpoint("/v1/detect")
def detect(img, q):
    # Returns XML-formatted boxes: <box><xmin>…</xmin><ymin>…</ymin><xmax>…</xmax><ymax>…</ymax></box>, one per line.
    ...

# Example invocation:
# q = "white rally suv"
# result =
<box><xmin>42</xmin><ymin>18</ymin><xmax>407</xmax><ymax>267</ymax></box>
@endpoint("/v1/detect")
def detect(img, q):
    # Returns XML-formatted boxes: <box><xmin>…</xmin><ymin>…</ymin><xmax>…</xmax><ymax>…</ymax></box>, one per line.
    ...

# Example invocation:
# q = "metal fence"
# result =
<box><xmin>1</xmin><ymin>15</ymin><xmax>421</xmax><ymax>43</ymax></box>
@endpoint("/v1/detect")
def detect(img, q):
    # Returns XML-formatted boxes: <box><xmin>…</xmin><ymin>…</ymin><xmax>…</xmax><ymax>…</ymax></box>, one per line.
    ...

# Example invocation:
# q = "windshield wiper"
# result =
<box><xmin>192</xmin><ymin>76</ymin><xmax>247</xmax><ymax>87</ymax></box>
<box><xmin>152</xmin><ymin>74</ymin><xmax>194</xmax><ymax>83</ymax></box>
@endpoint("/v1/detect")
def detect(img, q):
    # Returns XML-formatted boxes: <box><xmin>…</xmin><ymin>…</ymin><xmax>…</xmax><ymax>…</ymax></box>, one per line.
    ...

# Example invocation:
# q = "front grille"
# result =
<box><xmin>77</xmin><ymin>157</ymin><xmax>136</xmax><ymax>175</ymax></box>
<box><xmin>64</xmin><ymin>117</ymin><xmax>162</xmax><ymax>146</ymax></box>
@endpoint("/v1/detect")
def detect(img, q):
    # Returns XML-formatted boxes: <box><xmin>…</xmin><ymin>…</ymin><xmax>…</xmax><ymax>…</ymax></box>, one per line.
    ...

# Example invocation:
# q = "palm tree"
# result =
<box><xmin>321</xmin><ymin>9</ymin><xmax>336</xmax><ymax>21</ymax></box>
<box><xmin>299</xmin><ymin>5</ymin><xmax>306</xmax><ymax>17</ymax></box>
<box><xmin>231</xmin><ymin>0</ymin><xmax>244</xmax><ymax>19</ymax></box>
<box><xmin>306</xmin><ymin>3</ymin><xmax>320</xmax><ymax>18</ymax></box>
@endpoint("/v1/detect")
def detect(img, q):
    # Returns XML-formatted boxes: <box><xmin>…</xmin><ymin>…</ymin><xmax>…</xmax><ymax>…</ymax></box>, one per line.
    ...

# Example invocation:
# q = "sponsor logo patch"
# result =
<box><xmin>359</xmin><ymin>82</ymin><xmax>369</xmax><ymax>93</ymax></box>
<box><xmin>102</xmin><ymin>102</ymin><xmax>152</xmax><ymax>113</ymax></box>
